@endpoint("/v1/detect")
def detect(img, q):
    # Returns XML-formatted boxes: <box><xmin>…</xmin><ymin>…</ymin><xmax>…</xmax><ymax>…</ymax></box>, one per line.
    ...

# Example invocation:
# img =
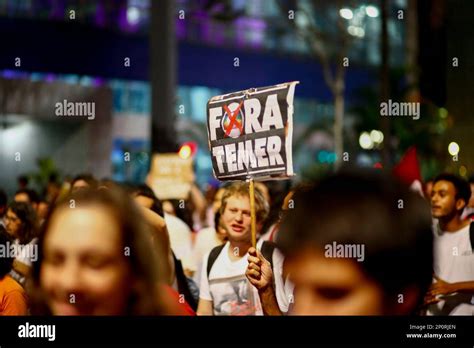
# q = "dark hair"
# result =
<box><xmin>214</xmin><ymin>210</ymin><xmax>221</xmax><ymax>230</ymax></box>
<box><xmin>17</xmin><ymin>175</ymin><xmax>29</xmax><ymax>187</ymax></box>
<box><xmin>433</xmin><ymin>173</ymin><xmax>471</xmax><ymax>209</ymax></box>
<box><xmin>468</xmin><ymin>176</ymin><xmax>474</xmax><ymax>184</ymax></box>
<box><xmin>8</xmin><ymin>201</ymin><xmax>38</xmax><ymax>243</ymax></box>
<box><xmin>166</xmin><ymin>199</ymin><xmax>194</xmax><ymax>231</ymax></box>
<box><xmin>261</xmin><ymin>181</ymin><xmax>291</xmax><ymax>234</ymax></box>
<box><xmin>0</xmin><ymin>226</ymin><xmax>14</xmax><ymax>278</ymax></box>
<box><xmin>134</xmin><ymin>184</ymin><xmax>164</xmax><ymax>218</ymax></box>
<box><xmin>71</xmin><ymin>173</ymin><xmax>98</xmax><ymax>190</ymax></box>
<box><xmin>15</xmin><ymin>188</ymin><xmax>40</xmax><ymax>204</ymax></box>
<box><xmin>0</xmin><ymin>189</ymin><xmax>7</xmax><ymax>207</ymax></box>
<box><xmin>277</xmin><ymin>169</ymin><xmax>433</xmax><ymax>311</ymax></box>
<box><xmin>28</xmin><ymin>188</ymin><xmax>168</xmax><ymax>315</ymax></box>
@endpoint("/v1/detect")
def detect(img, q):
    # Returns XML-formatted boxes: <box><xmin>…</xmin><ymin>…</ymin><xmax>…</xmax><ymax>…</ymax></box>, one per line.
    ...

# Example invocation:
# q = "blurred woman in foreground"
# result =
<box><xmin>28</xmin><ymin>188</ymin><xmax>193</xmax><ymax>315</ymax></box>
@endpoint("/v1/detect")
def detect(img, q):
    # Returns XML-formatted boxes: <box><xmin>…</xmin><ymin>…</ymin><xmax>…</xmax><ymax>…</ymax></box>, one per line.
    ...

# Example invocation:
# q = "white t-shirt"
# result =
<box><xmin>199</xmin><ymin>239</ymin><xmax>292</xmax><ymax>316</ymax></box>
<box><xmin>428</xmin><ymin>223</ymin><xmax>474</xmax><ymax>315</ymax></box>
<box><xmin>165</xmin><ymin>213</ymin><xmax>195</xmax><ymax>272</ymax></box>
<box><xmin>192</xmin><ymin>227</ymin><xmax>223</xmax><ymax>285</ymax></box>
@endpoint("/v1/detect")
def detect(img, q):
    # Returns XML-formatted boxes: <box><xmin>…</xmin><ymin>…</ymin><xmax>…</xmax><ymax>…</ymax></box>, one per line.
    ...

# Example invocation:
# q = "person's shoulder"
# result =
<box><xmin>165</xmin><ymin>214</ymin><xmax>191</xmax><ymax>232</ymax></box>
<box><xmin>0</xmin><ymin>275</ymin><xmax>25</xmax><ymax>294</ymax></box>
<box><xmin>196</xmin><ymin>227</ymin><xmax>216</xmax><ymax>240</ymax></box>
<box><xmin>455</xmin><ymin>221</ymin><xmax>471</xmax><ymax>236</ymax></box>
<box><xmin>202</xmin><ymin>241</ymin><xmax>228</xmax><ymax>261</ymax></box>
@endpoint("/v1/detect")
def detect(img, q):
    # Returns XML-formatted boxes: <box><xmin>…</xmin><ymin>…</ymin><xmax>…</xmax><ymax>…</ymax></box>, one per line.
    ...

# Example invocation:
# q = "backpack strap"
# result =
<box><xmin>207</xmin><ymin>243</ymin><xmax>226</xmax><ymax>278</ymax></box>
<box><xmin>470</xmin><ymin>223</ymin><xmax>474</xmax><ymax>251</ymax></box>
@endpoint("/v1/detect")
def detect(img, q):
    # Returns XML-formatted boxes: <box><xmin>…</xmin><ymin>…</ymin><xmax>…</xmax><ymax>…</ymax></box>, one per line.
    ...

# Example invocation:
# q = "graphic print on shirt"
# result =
<box><xmin>210</xmin><ymin>274</ymin><xmax>258</xmax><ymax>315</ymax></box>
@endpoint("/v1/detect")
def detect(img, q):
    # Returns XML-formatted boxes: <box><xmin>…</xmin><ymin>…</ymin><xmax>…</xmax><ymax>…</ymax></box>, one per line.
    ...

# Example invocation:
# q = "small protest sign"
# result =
<box><xmin>146</xmin><ymin>153</ymin><xmax>194</xmax><ymax>200</ymax></box>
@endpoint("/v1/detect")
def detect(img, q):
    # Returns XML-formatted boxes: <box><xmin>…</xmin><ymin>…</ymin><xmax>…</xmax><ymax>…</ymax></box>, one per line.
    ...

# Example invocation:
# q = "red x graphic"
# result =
<box><xmin>223</xmin><ymin>101</ymin><xmax>244</xmax><ymax>137</ymax></box>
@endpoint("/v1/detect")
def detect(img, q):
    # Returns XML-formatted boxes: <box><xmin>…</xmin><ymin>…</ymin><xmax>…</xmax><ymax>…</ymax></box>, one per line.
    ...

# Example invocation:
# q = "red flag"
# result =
<box><xmin>393</xmin><ymin>147</ymin><xmax>424</xmax><ymax>196</ymax></box>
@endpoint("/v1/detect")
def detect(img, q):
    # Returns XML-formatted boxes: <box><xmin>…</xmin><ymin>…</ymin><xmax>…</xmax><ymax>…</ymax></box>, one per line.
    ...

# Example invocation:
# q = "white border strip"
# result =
<box><xmin>217</xmin><ymin>167</ymin><xmax>286</xmax><ymax>179</ymax></box>
<box><xmin>285</xmin><ymin>81</ymin><xmax>298</xmax><ymax>176</ymax></box>
<box><xmin>208</xmin><ymin>82</ymin><xmax>296</xmax><ymax>105</ymax></box>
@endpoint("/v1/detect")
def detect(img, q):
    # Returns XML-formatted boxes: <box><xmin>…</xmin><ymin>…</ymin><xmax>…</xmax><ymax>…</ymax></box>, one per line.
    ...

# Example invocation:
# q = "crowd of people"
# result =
<box><xmin>0</xmin><ymin>168</ymin><xmax>473</xmax><ymax>316</ymax></box>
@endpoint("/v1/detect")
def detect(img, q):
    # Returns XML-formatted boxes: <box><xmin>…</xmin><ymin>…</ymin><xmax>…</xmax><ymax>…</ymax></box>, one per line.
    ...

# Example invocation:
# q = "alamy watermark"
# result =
<box><xmin>55</xmin><ymin>99</ymin><xmax>95</xmax><ymax>120</ymax></box>
<box><xmin>324</xmin><ymin>241</ymin><xmax>365</xmax><ymax>262</ymax></box>
<box><xmin>0</xmin><ymin>241</ymin><xmax>38</xmax><ymax>262</ymax></box>
<box><xmin>380</xmin><ymin>99</ymin><xmax>420</xmax><ymax>120</ymax></box>
<box><xmin>18</xmin><ymin>322</ymin><xmax>55</xmax><ymax>341</ymax></box>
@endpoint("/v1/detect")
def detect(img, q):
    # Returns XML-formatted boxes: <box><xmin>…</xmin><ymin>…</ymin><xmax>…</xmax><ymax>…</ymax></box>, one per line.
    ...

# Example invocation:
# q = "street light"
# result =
<box><xmin>359</xmin><ymin>132</ymin><xmax>373</xmax><ymax>149</ymax></box>
<box><xmin>365</xmin><ymin>5</ymin><xmax>379</xmax><ymax>18</ymax></box>
<box><xmin>448</xmin><ymin>142</ymin><xmax>460</xmax><ymax>156</ymax></box>
<box><xmin>370</xmin><ymin>130</ymin><xmax>384</xmax><ymax>144</ymax></box>
<box><xmin>127</xmin><ymin>7</ymin><xmax>140</xmax><ymax>25</ymax></box>
<box><xmin>339</xmin><ymin>8</ymin><xmax>353</xmax><ymax>20</ymax></box>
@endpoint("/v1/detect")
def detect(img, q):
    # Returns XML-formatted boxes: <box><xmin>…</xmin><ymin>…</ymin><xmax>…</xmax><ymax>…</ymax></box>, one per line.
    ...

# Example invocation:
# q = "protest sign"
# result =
<box><xmin>207</xmin><ymin>81</ymin><xmax>299</xmax><ymax>246</ymax></box>
<box><xmin>207</xmin><ymin>81</ymin><xmax>298</xmax><ymax>181</ymax></box>
<box><xmin>146</xmin><ymin>153</ymin><xmax>194</xmax><ymax>200</ymax></box>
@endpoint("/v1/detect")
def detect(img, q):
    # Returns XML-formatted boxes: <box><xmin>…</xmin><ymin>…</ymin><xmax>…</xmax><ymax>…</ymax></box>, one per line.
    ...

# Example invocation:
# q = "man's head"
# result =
<box><xmin>4</xmin><ymin>201</ymin><xmax>38</xmax><ymax>244</ymax></box>
<box><xmin>71</xmin><ymin>174</ymin><xmax>98</xmax><ymax>193</ymax></box>
<box><xmin>278</xmin><ymin>170</ymin><xmax>433</xmax><ymax>315</ymax></box>
<box><xmin>132</xmin><ymin>184</ymin><xmax>164</xmax><ymax>218</ymax></box>
<box><xmin>17</xmin><ymin>175</ymin><xmax>29</xmax><ymax>189</ymax></box>
<box><xmin>14</xmin><ymin>188</ymin><xmax>39</xmax><ymax>210</ymax></box>
<box><xmin>430</xmin><ymin>173</ymin><xmax>471</xmax><ymax>219</ymax></box>
<box><xmin>219</xmin><ymin>182</ymin><xmax>269</xmax><ymax>244</ymax></box>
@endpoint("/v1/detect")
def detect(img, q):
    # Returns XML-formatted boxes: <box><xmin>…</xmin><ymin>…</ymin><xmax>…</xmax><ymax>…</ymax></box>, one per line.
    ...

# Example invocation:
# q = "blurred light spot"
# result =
<box><xmin>318</xmin><ymin>150</ymin><xmax>328</xmax><ymax>163</ymax></box>
<box><xmin>179</xmin><ymin>144</ymin><xmax>192</xmax><ymax>159</ymax></box>
<box><xmin>448</xmin><ymin>142</ymin><xmax>459</xmax><ymax>156</ymax></box>
<box><xmin>366</xmin><ymin>5</ymin><xmax>379</xmax><ymax>17</ymax></box>
<box><xmin>359</xmin><ymin>132</ymin><xmax>373</xmax><ymax>149</ymax></box>
<box><xmin>439</xmin><ymin>107</ymin><xmax>448</xmax><ymax>119</ymax></box>
<box><xmin>373</xmin><ymin>162</ymin><xmax>383</xmax><ymax>169</ymax></box>
<box><xmin>348</xmin><ymin>25</ymin><xmax>365</xmax><ymax>37</ymax></box>
<box><xmin>370</xmin><ymin>130</ymin><xmax>384</xmax><ymax>144</ymax></box>
<box><xmin>127</xmin><ymin>7</ymin><xmax>140</xmax><ymax>25</ymax></box>
<box><xmin>339</xmin><ymin>8</ymin><xmax>353</xmax><ymax>19</ymax></box>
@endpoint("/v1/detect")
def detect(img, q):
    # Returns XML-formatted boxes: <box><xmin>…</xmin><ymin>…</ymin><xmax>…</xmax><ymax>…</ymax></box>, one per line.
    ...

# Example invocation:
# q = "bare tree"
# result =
<box><xmin>278</xmin><ymin>0</ymin><xmax>354</xmax><ymax>168</ymax></box>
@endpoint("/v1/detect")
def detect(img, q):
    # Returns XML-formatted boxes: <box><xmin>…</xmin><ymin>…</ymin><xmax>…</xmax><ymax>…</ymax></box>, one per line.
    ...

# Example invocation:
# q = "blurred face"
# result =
<box><xmin>40</xmin><ymin>205</ymin><xmax>133</xmax><ymax>315</ymax></box>
<box><xmin>14</xmin><ymin>192</ymin><xmax>30</xmax><ymax>204</ymax></box>
<box><xmin>286</xmin><ymin>249</ymin><xmax>385</xmax><ymax>315</ymax></box>
<box><xmin>71</xmin><ymin>180</ymin><xmax>90</xmax><ymax>192</ymax></box>
<box><xmin>37</xmin><ymin>202</ymin><xmax>49</xmax><ymax>221</ymax></box>
<box><xmin>221</xmin><ymin>195</ymin><xmax>252</xmax><ymax>243</ymax></box>
<box><xmin>431</xmin><ymin>180</ymin><xmax>462</xmax><ymax>219</ymax></box>
<box><xmin>4</xmin><ymin>208</ymin><xmax>22</xmax><ymax>238</ymax></box>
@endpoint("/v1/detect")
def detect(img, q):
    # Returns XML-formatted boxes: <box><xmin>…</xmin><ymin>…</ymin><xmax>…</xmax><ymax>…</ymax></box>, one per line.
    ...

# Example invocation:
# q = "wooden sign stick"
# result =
<box><xmin>249</xmin><ymin>178</ymin><xmax>257</xmax><ymax>248</ymax></box>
